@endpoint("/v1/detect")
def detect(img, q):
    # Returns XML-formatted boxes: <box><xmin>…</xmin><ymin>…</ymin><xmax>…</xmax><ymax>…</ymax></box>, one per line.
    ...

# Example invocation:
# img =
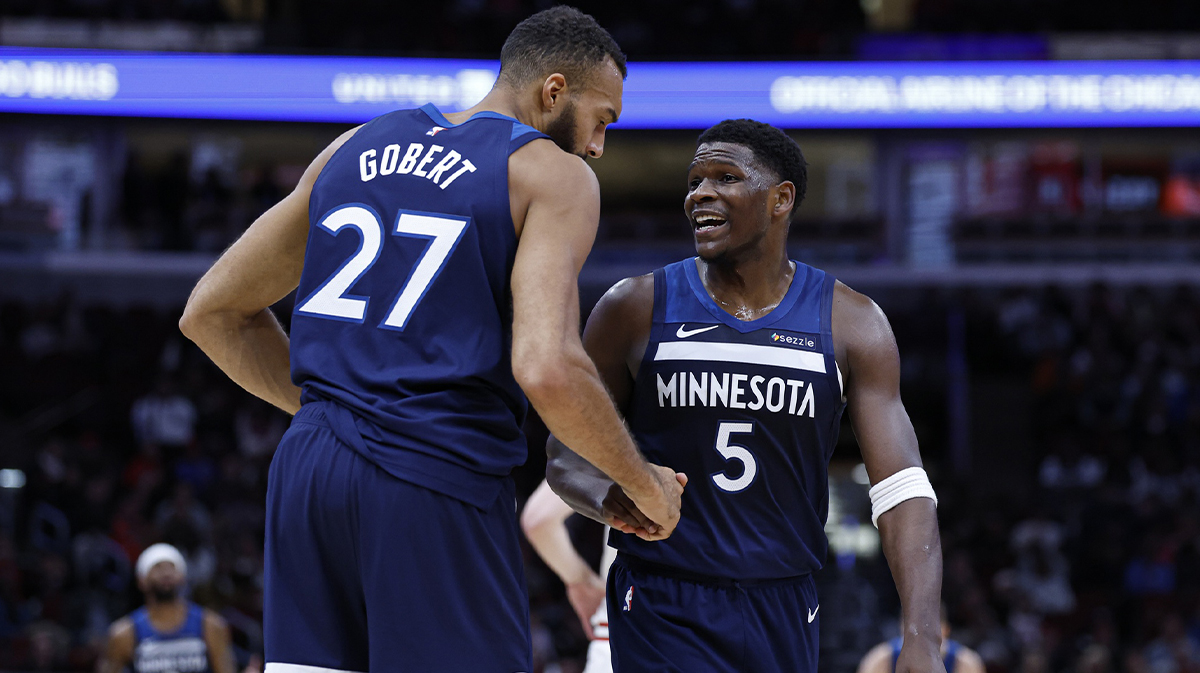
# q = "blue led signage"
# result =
<box><xmin>0</xmin><ymin>47</ymin><xmax>1196</xmax><ymax>128</ymax></box>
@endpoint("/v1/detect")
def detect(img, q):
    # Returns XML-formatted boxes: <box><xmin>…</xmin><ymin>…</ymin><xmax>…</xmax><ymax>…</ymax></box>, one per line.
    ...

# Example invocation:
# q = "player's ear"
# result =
<box><xmin>541</xmin><ymin>73</ymin><xmax>567</xmax><ymax>111</ymax></box>
<box><xmin>773</xmin><ymin>181</ymin><xmax>796</xmax><ymax>218</ymax></box>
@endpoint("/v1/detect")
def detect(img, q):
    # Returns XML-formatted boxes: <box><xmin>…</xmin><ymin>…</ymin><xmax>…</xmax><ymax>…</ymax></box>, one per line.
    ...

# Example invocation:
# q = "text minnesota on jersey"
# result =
<box><xmin>655</xmin><ymin>370</ymin><xmax>819</xmax><ymax>417</ymax></box>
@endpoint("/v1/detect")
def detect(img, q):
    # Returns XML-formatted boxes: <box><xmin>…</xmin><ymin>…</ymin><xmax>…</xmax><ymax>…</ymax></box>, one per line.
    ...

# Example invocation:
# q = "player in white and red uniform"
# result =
<box><xmin>522</xmin><ymin>479</ymin><xmax>615</xmax><ymax>672</ymax></box>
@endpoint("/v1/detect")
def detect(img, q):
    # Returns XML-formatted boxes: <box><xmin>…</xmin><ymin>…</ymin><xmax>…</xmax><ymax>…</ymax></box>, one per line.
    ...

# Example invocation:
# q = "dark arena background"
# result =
<box><xmin>1</xmin><ymin>2</ymin><xmax>1200</xmax><ymax>672</ymax></box>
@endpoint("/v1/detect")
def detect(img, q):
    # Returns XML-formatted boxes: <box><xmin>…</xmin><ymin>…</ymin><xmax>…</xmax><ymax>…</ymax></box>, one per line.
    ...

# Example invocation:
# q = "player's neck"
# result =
<box><xmin>146</xmin><ymin>598</ymin><xmax>187</xmax><ymax>631</ymax></box>
<box><xmin>697</xmin><ymin>252</ymin><xmax>795</xmax><ymax>321</ymax></box>
<box><xmin>446</xmin><ymin>88</ymin><xmax>538</xmax><ymax>131</ymax></box>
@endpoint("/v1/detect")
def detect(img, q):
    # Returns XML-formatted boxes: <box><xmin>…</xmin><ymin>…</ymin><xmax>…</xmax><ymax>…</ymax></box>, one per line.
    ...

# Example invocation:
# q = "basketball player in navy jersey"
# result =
<box><xmin>180</xmin><ymin>7</ymin><xmax>684</xmax><ymax>673</ymax></box>
<box><xmin>547</xmin><ymin>119</ymin><xmax>945</xmax><ymax>673</ymax></box>
<box><xmin>857</xmin><ymin>608</ymin><xmax>984</xmax><ymax>673</ymax></box>
<box><xmin>97</xmin><ymin>544</ymin><xmax>236</xmax><ymax>673</ymax></box>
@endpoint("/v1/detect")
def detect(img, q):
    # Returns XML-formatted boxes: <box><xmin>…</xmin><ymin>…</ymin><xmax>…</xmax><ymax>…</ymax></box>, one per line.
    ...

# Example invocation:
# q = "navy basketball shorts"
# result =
<box><xmin>606</xmin><ymin>554</ymin><xmax>819</xmax><ymax>673</ymax></box>
<box><xmin>262</xmin><ymin>413</ymin><xmax>532</xmax><ymax>673</ymax></box>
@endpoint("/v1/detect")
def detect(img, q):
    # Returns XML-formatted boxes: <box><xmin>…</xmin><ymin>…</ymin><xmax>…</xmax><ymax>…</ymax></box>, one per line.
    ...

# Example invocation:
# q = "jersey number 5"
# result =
<box><xmin>712</xmin><ymin>421</ymin><xmax>757</xmax><ymax>493</ymax></box>
<box><xmin>296</xmin><ymin>205</ymin><xmax>467</xmax><ymax>330</ymax></box>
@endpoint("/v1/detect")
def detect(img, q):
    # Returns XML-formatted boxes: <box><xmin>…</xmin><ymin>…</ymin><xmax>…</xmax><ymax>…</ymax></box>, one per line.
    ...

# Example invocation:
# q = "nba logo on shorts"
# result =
<box><xmin>623</xmin><ymin>586</ymin><xmax>634</xmax><ymax>612</ymax></box>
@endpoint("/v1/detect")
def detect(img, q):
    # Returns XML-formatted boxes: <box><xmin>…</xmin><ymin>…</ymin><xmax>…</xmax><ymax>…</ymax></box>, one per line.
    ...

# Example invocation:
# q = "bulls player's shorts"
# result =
<box><xmin>606</xmin><ymin>554</ymin><xmax>819</xmax><ymax>673</ymax></box>
<box><xmin>584</xmin><ymin>640</ymin><xmax>612</xmax><ymax>673</ymax></box>
<box><xmin>263</xmin><ymin>402</ymin><xmax>532</xmax><ymax>673</ymax></box>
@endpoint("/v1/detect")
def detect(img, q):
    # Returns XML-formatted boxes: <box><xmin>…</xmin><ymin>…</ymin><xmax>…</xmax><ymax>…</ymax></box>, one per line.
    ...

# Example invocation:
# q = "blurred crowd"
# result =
<box><xmin>933</xmin><ymin>283</ymin><xmax>1200</xmax><ymax>673</ymax></box>
<box><xmin>0</xmin><ymin>0</ymin><xmax>866</xmax><ymax>58</ymax></box>
<box><xmin>906</xmin><ymin>0</ymin><xmax>1200</xmax><ymax>32</ymax></box>
<box><xmin>0</xmin><ymin>298</ymin><xmax>281</xmax><ymax>670</ymax></box>
<box><xmin>3</xmin><ymin>282</ymin><xmax>1200</xmax><ymax>672</ymax></box>
<box><xmin>0</xmin><ymin>0</ymin><xmax>1198</xmax><ymax>671</ymax></box>
<box><xmin>117</xmin><ymin>152</ymin><xmax>291</xmax><ymax>253</ymax></box>
<box><xmin>5</xmin><ymin>0</ymin><xmax>1200</xmax><ymax>57</ymax></box>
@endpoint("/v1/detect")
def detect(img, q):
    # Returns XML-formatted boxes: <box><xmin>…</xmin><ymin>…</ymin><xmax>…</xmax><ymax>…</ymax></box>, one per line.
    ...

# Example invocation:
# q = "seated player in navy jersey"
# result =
<box><xmin>547</xmin><ymin>119</ymin><xmax>945</xmax><ymax>673</ymax></box>
<box><xmin>181</xmin><ymin>6</ymin><xmax>684</xmax><ymax>673</ymax></box>
<box><xmin>857</xmin><ymin>607</ymin><xmax>984</xmax><ymax>673</ymax></box>
<box><xmin>97</xmin><ymin>544</ymin><xmax>236</xmax><ymax>673</ymax></box>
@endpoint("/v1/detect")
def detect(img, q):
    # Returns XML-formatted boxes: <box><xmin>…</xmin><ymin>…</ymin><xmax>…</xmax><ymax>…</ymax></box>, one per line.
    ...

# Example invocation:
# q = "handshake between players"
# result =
<box><xmin>604</xmin><ymin>466</ymin><xmax>689</xmax><ymax>541</ymax></box>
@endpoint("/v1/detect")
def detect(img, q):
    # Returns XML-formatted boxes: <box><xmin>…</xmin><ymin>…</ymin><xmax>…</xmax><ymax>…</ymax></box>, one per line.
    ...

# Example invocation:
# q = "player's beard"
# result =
<box><xmin>544</xmin><ymin>100</ymin><xmax>586</xmax><ymax>159</ymax></box>
<box><xmin>151</xmin><ymin>586</ymin><xmax>179</xmax><ymax>603</ymax></box>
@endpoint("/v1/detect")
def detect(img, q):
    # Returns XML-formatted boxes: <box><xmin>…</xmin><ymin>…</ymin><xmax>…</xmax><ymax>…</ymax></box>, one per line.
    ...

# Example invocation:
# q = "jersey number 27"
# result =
<box><xmin>296</xmin><ymin>205</ymin><xmax>467</xmax><ymax>330</ymax></box>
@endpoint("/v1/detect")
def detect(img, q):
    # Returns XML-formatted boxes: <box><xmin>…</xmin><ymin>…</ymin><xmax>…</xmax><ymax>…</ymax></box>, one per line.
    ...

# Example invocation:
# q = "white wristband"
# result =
<box><xmin>869</xmin><ymin>466</ymin><xmax>937</xmax><ymax>528</ymax></box>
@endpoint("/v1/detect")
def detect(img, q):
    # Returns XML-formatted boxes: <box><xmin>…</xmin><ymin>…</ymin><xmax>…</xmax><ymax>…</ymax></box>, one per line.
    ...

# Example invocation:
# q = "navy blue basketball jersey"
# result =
<box><xmin>891</xmin><ymin>637</ymin><xmax>960</xmax><ymax>673</ymax></box>
<box><xmin>612</xmin><ymin>258</ymin><xmax>846</xmax><ymax>579</ymax></box>
<box><xmin>131</xmin><ymin>604</ymin><xmax>211</xmax><ymax>673</ymax></box>
<box><xmin>291</xmin><ymin>104</ymin><xmax>549</xmax><ymax>508</ymax></box>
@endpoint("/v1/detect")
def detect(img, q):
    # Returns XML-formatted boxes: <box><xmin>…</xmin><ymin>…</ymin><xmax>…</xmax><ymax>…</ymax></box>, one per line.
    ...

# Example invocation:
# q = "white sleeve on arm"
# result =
<box><xmin>869</xmin><ymin>466</ymin><xmax>937</xmax><ymax>527</ymax></box>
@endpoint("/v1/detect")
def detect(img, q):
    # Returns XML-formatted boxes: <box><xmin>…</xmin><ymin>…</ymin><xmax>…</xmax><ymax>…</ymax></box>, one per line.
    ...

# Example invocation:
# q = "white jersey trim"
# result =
<box><xmin>266</xmin><ymin>664</ymin><xmax>367</xmax><ymax>673</ymax></box>
<box><xmin>654</xmin><ymin>341</ymin><xmax>827</xmax><ymax>375</ymax></box>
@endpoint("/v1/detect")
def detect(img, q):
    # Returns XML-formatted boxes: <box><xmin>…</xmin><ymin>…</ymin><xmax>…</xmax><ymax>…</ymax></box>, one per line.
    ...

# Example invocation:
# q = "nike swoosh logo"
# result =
<box><xmin>808</xmin><ymin>606</ymin><xmax>819</xmax><ymax>623</ymax></box>
<box><xmin>676</xmin><ymin>324</ymin><xmax>719</xmax><ymax>339</ymax></box>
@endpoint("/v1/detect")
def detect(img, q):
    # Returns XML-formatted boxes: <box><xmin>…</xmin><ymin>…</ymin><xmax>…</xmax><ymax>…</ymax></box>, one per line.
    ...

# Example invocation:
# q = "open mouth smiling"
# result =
<box><xmin>692</xmin><ymin>211</ymin><xmax>728</xmax><ymax>234</ymax></box>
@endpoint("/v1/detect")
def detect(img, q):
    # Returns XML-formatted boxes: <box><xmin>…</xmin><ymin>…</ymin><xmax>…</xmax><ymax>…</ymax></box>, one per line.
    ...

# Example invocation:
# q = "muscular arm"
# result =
<box><xmin>179</xmin><ymin>127</ymin><xmax>359</xmax><ymax>415</ymax></box>
<box><xmin>520</xmin><ymin>480</ymin><xmax>606</xmax><ymax>638</ymax></box>
<box><xmin>835</xmin><ymin>282</ymin><xmax>944</xmax><ymax>673</ymax></box>
<box><xmin>96</xmin><ymin>618</ymin><xmax>134</xmax><ymax>673</ymax></box>
<box><xmin>203</xmin><ymin>610</ymin><xmax>237</xmax><ymax>673</ymax></box>
<box><xmin>509</xmin><ymin>145</ymin><xmax>682</xmax><ymax>534</ymax></box>
<box><xmin>543</xmin><ymin>275</ymin><xmax>669</xmax><ymax>538</ymax></box>
<box><xmin>545</xmin><ymin>437</ymin><xmax>622</xmax><ymax>525</ymax></box>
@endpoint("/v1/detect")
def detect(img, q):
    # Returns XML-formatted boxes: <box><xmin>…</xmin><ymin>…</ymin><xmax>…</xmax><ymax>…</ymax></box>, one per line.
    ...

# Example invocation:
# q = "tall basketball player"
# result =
<box><xmin>547</xmin><ymin>119</ymin><xmax>945</xmax><ymax>673</ymax></box>
<box><xmin>180</xmin><ymin>7</ymin><xmax>685</xmax><ymax>672</ymax></box>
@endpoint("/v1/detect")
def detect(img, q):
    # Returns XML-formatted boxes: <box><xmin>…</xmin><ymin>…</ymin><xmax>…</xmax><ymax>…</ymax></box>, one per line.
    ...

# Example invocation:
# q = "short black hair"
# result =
<box><xmin>499</xmin><ymin>6</ymin><xmax>627</xmax><ymax>88</ymax></box>
<box><xmin>697</xmin><ymin>119</ymin><xmax>808</xmax><ymax>216</ymax></box>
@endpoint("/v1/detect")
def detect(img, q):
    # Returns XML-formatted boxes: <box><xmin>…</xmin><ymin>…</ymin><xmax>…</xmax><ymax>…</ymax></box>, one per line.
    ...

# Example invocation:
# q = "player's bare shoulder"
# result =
<box><xmin>583</xmin><ymin>273</ymin><xmax>655</xmax><ymax>375</ymax></box>
<box><xmin>592</xmin><ymin>274</ymin><xmax>654</xmax><ymax>331</ymax></box>
<box><xmin>306</xmin><ymin>124</ymin><xmax>363</xmax><ymax>185</ymax></box>
<box><xmin>201</xmin><ymin>608</ymin><xmax>228</xmax><ymax>633</ymax></box>
<box><xmin>100</xmin><ymin>615</ymin><xmax>136</xmax><ymax>667</ymax></box>
<box><xmin>855</xmin><ymin>641</ymin><xmax>895</xmax><ymax>673</ymax></box>
<box><xmin>955</xmin><ymin>645</ymin><xmax>987</xmax><ymax>673</ymax></box>
<box><xmin>106</xmin><ymin>615</ymin><xmax>135</xmax><ymax>642</ymax></box>
<box><xmin>830</xmin><ymin>280</ymin><xmax>898</xmax><ymax>370</ymax></box>
<box><xmin>508</xmin><ymin>138</ymin><xmax>600</xmax><ymax>237</ymax></box>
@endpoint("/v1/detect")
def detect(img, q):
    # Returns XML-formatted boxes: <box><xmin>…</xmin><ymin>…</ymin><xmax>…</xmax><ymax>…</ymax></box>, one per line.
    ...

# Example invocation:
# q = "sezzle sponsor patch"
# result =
<box><xmin>770</xmin><ymin>332</ymin><xmax>817</xmax><ymax>349</ymax></box>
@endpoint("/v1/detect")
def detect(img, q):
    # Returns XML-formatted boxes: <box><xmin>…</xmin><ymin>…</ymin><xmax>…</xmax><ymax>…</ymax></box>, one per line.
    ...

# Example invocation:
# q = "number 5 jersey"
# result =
<box><xmin>612</xmin><ymin>259</ymin><xmax>848</xmax><ymax>579</ymax></box>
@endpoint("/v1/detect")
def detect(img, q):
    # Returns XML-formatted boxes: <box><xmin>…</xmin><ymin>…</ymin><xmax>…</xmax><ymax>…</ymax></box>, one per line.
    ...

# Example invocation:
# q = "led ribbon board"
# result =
<box><xmin>0</xmin><ymin>47</ymin><xmax>1197</xmax><ymax>128</ymax></box>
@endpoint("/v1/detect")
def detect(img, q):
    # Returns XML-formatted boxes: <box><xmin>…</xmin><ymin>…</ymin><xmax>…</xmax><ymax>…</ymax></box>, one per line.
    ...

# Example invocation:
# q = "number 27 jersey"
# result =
<box><xmin>612</xmin><ymin>259</ymin><xmax>847</xmax><ymax>579</ymax></box>
<box><xmin>289</xmin><ymin>104</ymin><xmax>549</xmax><ymax>508</ymax></box>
